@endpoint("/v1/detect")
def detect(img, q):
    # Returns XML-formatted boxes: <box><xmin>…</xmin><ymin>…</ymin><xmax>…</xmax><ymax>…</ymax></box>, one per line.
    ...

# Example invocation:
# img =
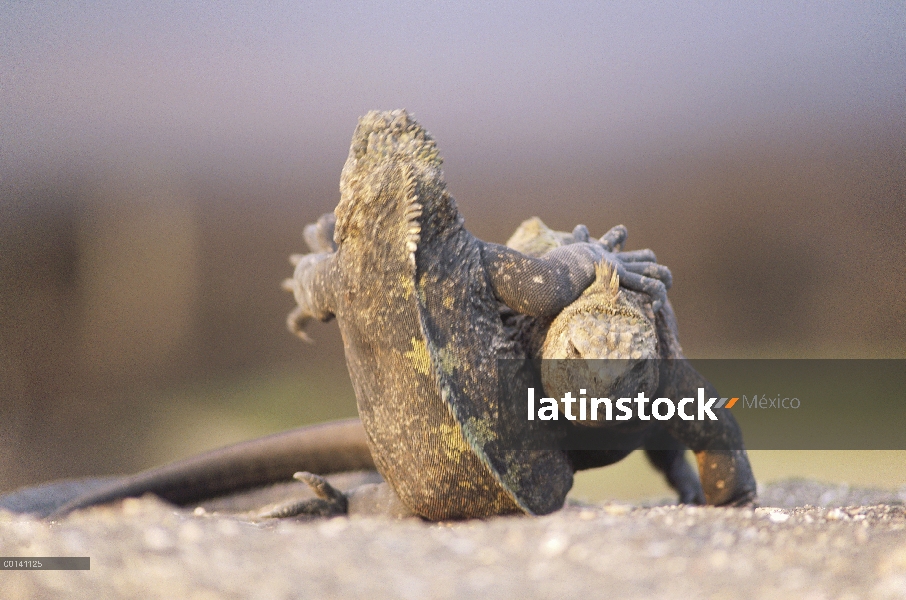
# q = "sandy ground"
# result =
<box><xmin>1</xmin><ymin>479</ymin><xmax>905</xmax><ymax>600</ymax></box>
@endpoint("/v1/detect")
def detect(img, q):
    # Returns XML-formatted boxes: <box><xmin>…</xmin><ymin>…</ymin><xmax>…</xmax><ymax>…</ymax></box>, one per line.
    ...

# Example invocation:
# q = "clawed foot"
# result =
<box><xmin>257</xmin><ymin>472</ymin><xmax>348</xmax><ymax>519</ymax></box>
<box><xmin>282</xmin><ymin>213</ymin><xmax>341</xmax><ymax>341</ymax></box>
<box><xmin>282</xmin><ymin>250</ymin><xmax>334</xmax><ymax>340</ymax></box>
<box><xmin>588</xmin><ymin>224</ymin><xmax>672</xmax><ymax>312</ymax></box>
<box><xmin>506</xmin><ymin>218</ymin><xmax>674</xmax><ymax>312</ymax></box>
<box><xmin>303</xmin><ymin>213</ymin><xmax>338</xmax><ymax>253</ymax></box>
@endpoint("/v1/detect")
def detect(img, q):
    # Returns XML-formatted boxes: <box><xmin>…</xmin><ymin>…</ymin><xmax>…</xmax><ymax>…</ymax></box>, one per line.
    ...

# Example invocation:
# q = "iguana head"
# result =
<box><xmin>539</xmin><ymin>260</ymin><xmax>660</xmax><ymax>417</ymax></box>
<box><xmin>334</xmin><ymin>110</ymin><xmax>463</xmax><ymax>246</ymax></box>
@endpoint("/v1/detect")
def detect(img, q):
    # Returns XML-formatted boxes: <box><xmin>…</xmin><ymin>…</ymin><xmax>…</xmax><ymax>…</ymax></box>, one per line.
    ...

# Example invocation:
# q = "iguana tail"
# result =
<box><xmin>0</xmin><ymin>419</ymin><xmax>373</xmax><ymax>519</ymax></box>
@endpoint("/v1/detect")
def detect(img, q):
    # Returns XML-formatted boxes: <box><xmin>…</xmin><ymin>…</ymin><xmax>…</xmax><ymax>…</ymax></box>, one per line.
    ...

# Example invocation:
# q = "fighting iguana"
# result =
<box><xmin>503</xmin><ymin>217</ymin><xmax>752</xmax><ymax>506</ymax></box>
<box><xmin>277</xmin><ymin>109</ymin><xmax>690</xmax><ymax>520</ymax></box>
<box><xmin>1</xmin><ymin>110</ymin><xmax>754</xmax><ymax>519</ymax></box>
<box><xmin>279</xmin><ymin>109</ymin><xmax>754</xmax><ymax>517</ymax></box>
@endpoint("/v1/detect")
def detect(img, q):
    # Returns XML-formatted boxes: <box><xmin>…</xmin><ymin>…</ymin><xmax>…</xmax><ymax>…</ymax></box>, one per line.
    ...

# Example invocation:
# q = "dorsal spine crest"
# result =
<box><xmin>401</xmin><ymin>162</ymin><xmax>422</xmax><ymax>271</ymax></box>
<box><xmin>593</xmin><ymin>260</ymin><xmax>621</xmax><ymax>300</ymax></box>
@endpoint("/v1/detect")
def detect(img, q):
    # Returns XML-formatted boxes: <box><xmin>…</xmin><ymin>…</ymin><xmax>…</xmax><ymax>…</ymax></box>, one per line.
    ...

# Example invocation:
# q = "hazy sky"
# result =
<box><xmin>1</xmin><ymin>1</ymin><xmax>903</xmax><ymax>181</ymax></box>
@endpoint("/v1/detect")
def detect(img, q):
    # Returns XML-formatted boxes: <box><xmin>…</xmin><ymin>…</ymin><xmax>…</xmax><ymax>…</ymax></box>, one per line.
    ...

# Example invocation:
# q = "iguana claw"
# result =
<box><xmin>257</xmin><ymin>471</ymin><xmax>348</xmax><ymax>519</ymax></box>
<box><xmin>598</xmin><ymin>224</ymin><xmax>627</xmax><ymax>252</ymax></box>
<box><xmin>596</xmin><ymin>225</ymin><xmax>671</xmax><ymax>310</ymax></box>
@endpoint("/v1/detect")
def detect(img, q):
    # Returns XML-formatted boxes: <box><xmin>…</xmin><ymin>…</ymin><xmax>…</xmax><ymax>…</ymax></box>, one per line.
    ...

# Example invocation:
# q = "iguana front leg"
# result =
<box><xmin>282</xmin><ymin>217</ymin><xmax>339</xmax><ymax>339</ymax></box>
<box><xmin>653</xmin><ymin>304</ymin><xmax>756</xmax><ymax>506</ymax></box>
<box><xmin>508</xmin><ymin>219</ymin><xmax>672</xmax><ymax>311</ymax></box>
<box><xmin>617</xmin><ymin>274</ymin><xmax>756</xmax><ymax>506</ymax></box>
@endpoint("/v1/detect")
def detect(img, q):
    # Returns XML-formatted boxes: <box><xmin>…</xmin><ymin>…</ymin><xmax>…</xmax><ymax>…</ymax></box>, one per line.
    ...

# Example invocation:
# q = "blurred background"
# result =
<box><xmin>1</xmin><ymin>1</ymin><xmax>904</xmax><ymax>501</ymax></box>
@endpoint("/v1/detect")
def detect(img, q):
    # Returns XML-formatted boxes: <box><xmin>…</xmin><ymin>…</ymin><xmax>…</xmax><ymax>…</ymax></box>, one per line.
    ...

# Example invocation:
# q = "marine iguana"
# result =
<box><xmin>503</xmin><ymin>217</ymin><xmax>754</xmax><ymax>507</ymax></box>
<box><xmin>1</xmin><ymin>110</ymin><xmax>754</xmax><ymax>519</ymax></box>
<box><xmin>277</xmin><ymin>109</ymin><xmax>688</xmax><ymax>520</ymax></box>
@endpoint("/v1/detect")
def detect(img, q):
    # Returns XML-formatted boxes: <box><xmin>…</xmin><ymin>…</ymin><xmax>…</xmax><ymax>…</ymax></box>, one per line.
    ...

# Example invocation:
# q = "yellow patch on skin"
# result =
<box><xmin>443</xmin><ymin>295</ymin><xmax>454</xmax><ymax>309</ymax></box>
<box><xmin>417</xmin><ymin>273</ymin><xmax>429</xmax><ymax>305</ymax></box>
<box><xmin>399</xmin><ymin>273</ymin><xmax>414</xmax><ymax>299</ymax></box>
<box><xmin>437</xmin><ymin>422</ymin><xmax>470</xmax><ymax>464</ymax></box>
<box><xmin>403</xmin><ymin>337</ymin><xmax>432</xmax><ymax>376</ymax></box>
<box><xmin>465</xmin><ymin>416</ymin><xmax>498</xmax><ymax>446</ymax></box>
<box><xmin>436</xmin><ymin>345</ymin><xmax>463</xmax><ymax>375</ymax></box>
